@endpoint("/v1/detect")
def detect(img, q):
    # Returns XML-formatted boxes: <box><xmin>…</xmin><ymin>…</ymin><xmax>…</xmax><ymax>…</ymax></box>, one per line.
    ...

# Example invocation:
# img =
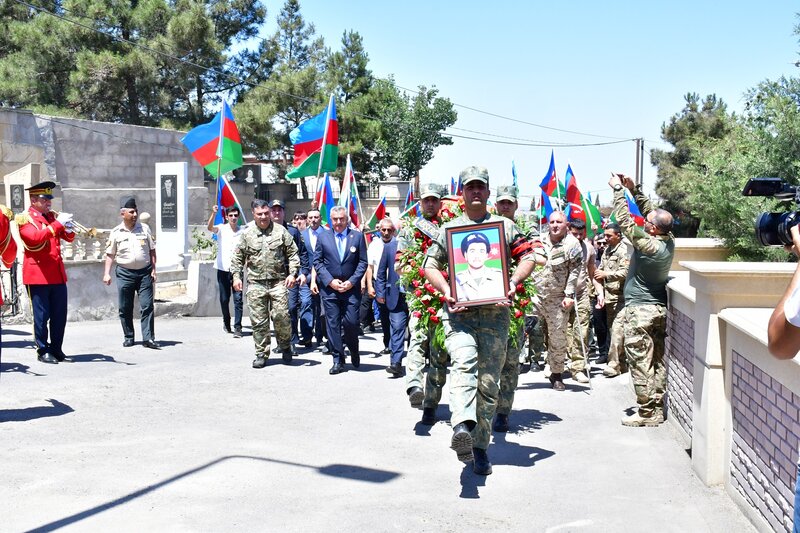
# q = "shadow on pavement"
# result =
<box><xmin>65</xmin><ymin>354</ymin><xmax>135</xmax><ymax>365</ymax></box>
<box><xmin>0</xmin><ymin>361</ymin><xmax>45</xmax><ymax>376</ymax></box>
<box><xmin>27</xmin><ymin>455</ymin><xmax>400</xmax><ymax>532</ymax></box>
<box><xmin>0</xmin><ymin>398</ymin><xmax>74</xmax><ymax>423</ymax></box>
<box><xmin>459</xmin><ymin>463</ymin><xmax>487</xmax><ymax>499</ymax></box>
<box><xmin>491</xmin><ymin>432</ymin><xmax>555</xmax><ymax>468</ymax></box>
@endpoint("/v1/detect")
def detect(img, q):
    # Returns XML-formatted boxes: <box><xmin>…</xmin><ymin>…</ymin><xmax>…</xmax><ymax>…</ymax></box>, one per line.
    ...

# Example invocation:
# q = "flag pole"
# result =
<box><xmin>316</xmin><ymin>93</ymin><xmax>334</xmax><ymax>179</ymax></box>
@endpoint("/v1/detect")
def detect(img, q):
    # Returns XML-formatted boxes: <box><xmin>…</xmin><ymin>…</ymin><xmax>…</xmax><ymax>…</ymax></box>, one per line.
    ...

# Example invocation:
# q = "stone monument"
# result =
<box><xmin>155</xmin><ymin>162</ymin><xmax>189</xmax><ymax>271</ymax></box>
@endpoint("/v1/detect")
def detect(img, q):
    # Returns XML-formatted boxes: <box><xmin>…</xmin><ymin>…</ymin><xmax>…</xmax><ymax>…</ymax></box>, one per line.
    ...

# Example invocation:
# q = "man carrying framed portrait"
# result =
<box><xmin>423</xmin><ymin>165</ymin><xmax>545</xmax><ymax>476</ymax></box>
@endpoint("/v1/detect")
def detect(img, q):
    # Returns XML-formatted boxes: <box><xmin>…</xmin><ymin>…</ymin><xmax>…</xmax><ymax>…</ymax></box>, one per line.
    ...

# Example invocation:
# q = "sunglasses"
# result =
<box><xmin>227</xmin><ymin>213</ymin><xmax>239</xmax><ymax>218</ymax></box>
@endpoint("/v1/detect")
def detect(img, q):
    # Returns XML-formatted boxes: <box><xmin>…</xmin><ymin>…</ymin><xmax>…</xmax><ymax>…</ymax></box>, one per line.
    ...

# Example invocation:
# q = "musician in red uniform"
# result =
<box><xmin>17</xmin><ymin>181</ymin><xmax>75</xmax><ymax>364</ymax></box>
<box><xmin>0</xmin><ymin>203</ymin><xmax>18</xmax><ymax>371</ymax></box>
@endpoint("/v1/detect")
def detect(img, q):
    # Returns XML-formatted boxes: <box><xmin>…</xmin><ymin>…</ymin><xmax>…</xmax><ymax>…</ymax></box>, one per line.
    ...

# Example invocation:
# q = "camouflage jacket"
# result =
<box><xmin>230</xmin><ymin>221</ymin><xmax>300</xmax><ymax>285</ymax></box>
<box><xmin>534</xmin><ymin>232</ymin><xmax>582</xmax><ymax>300</ymax></box>
<box><xmin>613</xmin><ymin>186</ymin><xmax>674</xmax><ymax>306</ymax></box>
<box><xmin>598</xmin><ymin>240</ymin><xmax>630</xmax><ymax>302</ymax></box>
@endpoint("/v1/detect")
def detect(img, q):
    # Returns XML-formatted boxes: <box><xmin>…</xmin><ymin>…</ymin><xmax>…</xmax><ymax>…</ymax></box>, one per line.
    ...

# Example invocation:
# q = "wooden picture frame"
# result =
<box><xmin>446</xmin><ymin>220</ymin><xmax>510</xmax><ymax>307</ymax></box>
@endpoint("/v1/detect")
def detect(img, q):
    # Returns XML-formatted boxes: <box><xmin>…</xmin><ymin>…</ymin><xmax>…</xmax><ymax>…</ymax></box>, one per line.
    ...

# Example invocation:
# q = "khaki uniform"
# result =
<box><xmin>425</xmin><ymin>213</ymin><xmax>535</xmax><ymax>450</ymax></box>
<box><xmin>613</xmin><ymin>187</ymin><xmax>674</xmax><ymax>418</ymax></box>
<box><xmin>567</xmin><ymin>240</ymin><xmax>596</xmax><ymax>373</ymax></box>
<box><xmin>231</xmin><ymin>221</ymin><xmax>299</xmax><ymax>357</ymax></box>
<box><xmin>599</xmin><ymin>240</ymin><xmax>630</xmax><ymax>372</ymax></box>
<box><xmin>532</xmin><ymin>232</ymin><xmax>582</xmax><ymax>375</ymax></box>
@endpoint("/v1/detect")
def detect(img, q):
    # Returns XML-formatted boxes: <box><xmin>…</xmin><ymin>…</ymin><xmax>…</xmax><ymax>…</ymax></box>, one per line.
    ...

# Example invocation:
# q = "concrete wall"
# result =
<box><xmin>0</xmin><ymin>108</ymin><xmax>208</xmax><ymax>231</ymax></box>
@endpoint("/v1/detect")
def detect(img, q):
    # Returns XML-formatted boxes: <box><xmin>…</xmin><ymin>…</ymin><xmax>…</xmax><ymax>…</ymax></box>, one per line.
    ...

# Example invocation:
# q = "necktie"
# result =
<box><xmin>337</xmin><ymin>233</ymin><xmax>345</xmax><ymax>261</ymax></box>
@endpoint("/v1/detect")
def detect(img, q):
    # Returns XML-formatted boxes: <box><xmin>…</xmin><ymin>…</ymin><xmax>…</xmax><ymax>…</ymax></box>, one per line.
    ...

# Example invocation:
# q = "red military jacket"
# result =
<box><xmin>17</xmin><ymin>206</ymin><xmax>74</xmax><ymax>285</ymax></box>
<box><xmin>0</xmin><ymin>207</ymin><xmax>18</xmax><ymax>304</ymax></box>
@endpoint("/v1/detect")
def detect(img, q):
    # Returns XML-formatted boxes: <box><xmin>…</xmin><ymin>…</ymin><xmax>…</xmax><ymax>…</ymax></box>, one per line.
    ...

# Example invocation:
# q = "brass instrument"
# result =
<box><xmin>51</xmin><ymin>210</ymin><xmax>97</xmax><ymax>237</ymax></box>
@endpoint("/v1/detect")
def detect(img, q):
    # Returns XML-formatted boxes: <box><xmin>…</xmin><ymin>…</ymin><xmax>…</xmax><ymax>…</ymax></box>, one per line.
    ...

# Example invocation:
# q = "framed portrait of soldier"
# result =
<box><xmin>160</xmin><ymin>174</ymin><xmax>178</xmax><ymax>231</ymax></box>
<box><xmin>9</xmin><ymin>184</ymin><xmax>24</xmax><ymax>214</ymax></box>
<box><xmin>446</xmin><ymin>221</ymin><xmax>510</xmax><ymax>307</ymax></box>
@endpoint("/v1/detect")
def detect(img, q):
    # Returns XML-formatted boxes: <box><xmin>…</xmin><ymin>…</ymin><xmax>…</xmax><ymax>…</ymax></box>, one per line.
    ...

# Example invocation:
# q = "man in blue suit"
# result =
<box><xmin>312</xmin><ymin>205</ymin><xmax>368</xmax><ymax>375</ymax></box>
<box><xmin>300</xmin><ymin>208</ymin><xmax>325</xmax><ymax>349</ymax></box>
<box><xmin>374</xmin><ymin>218</ymin><xmax>408</xmax><ymax>376</ymax></box>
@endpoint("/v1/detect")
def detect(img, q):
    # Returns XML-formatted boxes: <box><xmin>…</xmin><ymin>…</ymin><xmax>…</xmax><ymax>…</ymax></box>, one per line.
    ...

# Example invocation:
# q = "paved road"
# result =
<box><xmin>1</xmin><ymin>317</ymin><xmax>755</xmax><ymax>532</ymax></box>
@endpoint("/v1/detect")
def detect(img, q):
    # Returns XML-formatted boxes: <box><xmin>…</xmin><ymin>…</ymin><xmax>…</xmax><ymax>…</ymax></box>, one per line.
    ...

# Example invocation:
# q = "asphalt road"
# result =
<box><xmin>1</xmin><ymin>316</ymin><xmax>755</xmax><ymax>532</ymax></box>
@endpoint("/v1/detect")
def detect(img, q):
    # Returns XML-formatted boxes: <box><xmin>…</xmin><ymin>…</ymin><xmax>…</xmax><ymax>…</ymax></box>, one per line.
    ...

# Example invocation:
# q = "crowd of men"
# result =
<box><xmin>9</xmin><ymin>167</ymin><xmax>675</xmax><ymax>477</ymax></box>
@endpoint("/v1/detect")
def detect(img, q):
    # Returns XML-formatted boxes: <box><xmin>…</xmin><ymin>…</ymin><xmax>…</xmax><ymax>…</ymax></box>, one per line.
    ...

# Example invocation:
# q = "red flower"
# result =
<box><xmin>441</xmin><ymin>270</ymin><xmax>449</xmax><ymax>279</ymax></box>
<box><xmin>424</xmin><ymin>283</ymin><xmax>435</xmax><ymax>293</ymax></box>
<box><xmin>427</xmin><ymin>307</ymin><xmax>436</xmax><ymax>314</ymax></box>
<box><xmin>412</xmin><ymin>311</ymin><xmax>422</xmax><ymax>318</ymax></box>
<box><xmin>514</xmin><ymin>310</ymin><xmax>524</xmax><ymax>318</ymax></box>
<box><xmin>520</xmin><ymin>298</ymin><xmax>530</xmax><ymax>307</ymax></box>
<box><xmin>418</xmin><ymin>268</ymin><xmax>425</xmax><ymax>277</ymax></box>
<box><xmin>430</xmin><ymin>315</ymin><xmax>440</xmax><ymax>324</ymax></box>
<box><xmin>414</xmin><ymin>289</ymin><xmax>423</xmax><ymax>297</ymax></box>
<box><xmin>414</xmin><ymin>230</ymin><xmax>422</xmax><ymax>239</ymax></box>
<box><xmin>439</xmin><ymin>295</ymin><xmax>447</xmax><ymax>302</ymax></box>
<box><xmin>516</xmin><ymin>283</ymin><xmax>524</xmax><ymax>292</ymax></box>
<box><xmin>412</xmin><ymin>279</ymin><xmax>421</xmax><ymax>288</ymax></box>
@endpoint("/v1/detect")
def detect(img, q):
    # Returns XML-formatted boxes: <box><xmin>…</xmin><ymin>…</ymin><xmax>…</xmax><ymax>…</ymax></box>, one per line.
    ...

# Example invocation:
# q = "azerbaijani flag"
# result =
<box><xmin>316</xmin><ymin>173</ymin><xmax>335</xmax><ymax>227</ymax></box>
<box><xmin>610</xmin><ymin>188</ymin><xmax>645</xmax><ymax>227</ymax></box>
<box><xmin>403</xmin><ymin>187</ymin><xmax>414</xmax><ymax>212</ymax></box>
<box><xmin>539</xmin><ymin>150</ymin><xmax>565</xmax><ymax>199</ymax></box>
<box><xmin>286</xmin><ymin>94</ymin><xmax>338</xmax><ymax>179</ymax></box>
<box><xmin>366</xmin><ymin>196</ymin><xmax>387</xmax><ymax>231</ymax></box>
<box><xmin>583</xmin><ymin>191</ymin><xmax>603</xmax><ymax>238</ymax></box>
<box><xmin>450</xmin><ymin>176</ymin><xmax>457</xmax><ymax>195</ymax></box>
<box><xmin>539</xmin><ymin>192</ymin><xmax>555</xmax><ymax>224</ymax></box>
<box><xmin>339</xmin><ymin>155</ymin><xmax>363</xmax><ymax>227</ymax></box>
<box><xmin>214</xmin><ymin>174</ymin><xmax>248</xmax><ymax>226</ymax></box>
<box><xmin>512</xmin><ymin>160</ymin><xmax>518</xmax><ymax>187</ymax></box>
<box><xmin>181</xmin><ymin>101</ymin><xmax>243</xmax><ymax>178</ymax></box>
<box><xmin>400</xmin><ymin>200</ymin><xmax>420</xmax><ymax>219</ymax></box>
<box><xmin>564</xmin><ymin>164</ymin><xmax>586</xmax><ymax>223</ymax></box>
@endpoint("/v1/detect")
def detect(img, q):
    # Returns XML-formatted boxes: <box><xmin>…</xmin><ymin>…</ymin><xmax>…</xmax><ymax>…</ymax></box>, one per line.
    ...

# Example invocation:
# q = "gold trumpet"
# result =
<box><xmin>51</xmin><ymin>210</ymin><xmax>97</xmax><ymax>237</ymax></box>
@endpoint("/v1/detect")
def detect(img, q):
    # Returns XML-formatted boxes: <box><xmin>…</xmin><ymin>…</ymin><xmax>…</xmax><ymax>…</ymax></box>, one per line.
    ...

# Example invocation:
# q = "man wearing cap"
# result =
<box><xmin>396</xmin><ymin>182</ymin><xmax>447</xmax><ymax>425</ymax></box>
<box><xmin>270</xmin><ymin>199</ymin><xmax>309</xmax><ymax>356</ymax></box>
<box><xmin>493</xmin><ymin>185</ymin><xmax>544</xmax><ymax>432</ymax></box>
<box><xmin>103</xmin><ymin>196</ymin><xmax>159</xmax><ymax>349</ymax></box>
<box><xmin>454</xmin><ymin>232</ymin><xmax>505</xmax><ymax>302</ymax></box>
<box><xmin>424</xmin><ymin>166</ymin><xmax>542</xmax><ymax>475</ymax></box>
<box><xmin>17</xmin><ymin>181</ymin><xmax>75</xmax><ymax>363</ymax></box>
<box><xmin>232</xmin><ymin>198</ymin><xmax>300</xmax><ymax>368</ymax></box>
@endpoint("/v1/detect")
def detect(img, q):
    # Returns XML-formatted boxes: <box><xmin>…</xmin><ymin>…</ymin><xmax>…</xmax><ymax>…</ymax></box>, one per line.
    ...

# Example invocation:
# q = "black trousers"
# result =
<box><xmin>116</xmin><ymin>265</ymin><xmax>155</xmax><ymax>342</ymax></box>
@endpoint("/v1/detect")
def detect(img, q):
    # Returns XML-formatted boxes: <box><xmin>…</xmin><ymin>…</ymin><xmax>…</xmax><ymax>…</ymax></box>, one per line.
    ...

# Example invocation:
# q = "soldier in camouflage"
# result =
<box><xmin>609</xmin><ymin>174</ymin><xmax>674</xmax><ymax>427</ymax></box>
<box><xmin>493</xmin><ymin>184</ymin><xmax>544</xmax><ymax>432</ymax></box>
<box><xmin>396</xmin><ymin>183</ymin><xmax>446</xmax><ymax>424</ymax></box>
<box><xmin>532</xmin><ymin>211</ymin><xmax>583</xmax><ymax>390</ymax></box>
<box><xmin>594</xmin><ymin>223</ymin><xmax>630</xmax><ymax>378</ymax></box>
<box><xmin>424</xmin><ymin>166</ymin><xmax>541</xmax><ymax>476</ymax></box>
<box><xmin>231</xmin><ymin>198</ymin><xmax>300</xmax><ymax>369</ymax></box>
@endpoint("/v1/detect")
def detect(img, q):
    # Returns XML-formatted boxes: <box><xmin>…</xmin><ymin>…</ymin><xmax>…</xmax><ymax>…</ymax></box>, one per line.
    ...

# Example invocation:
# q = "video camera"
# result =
<box><xmin>742</xmin><ymin>177</ymin><xmax>800</xmax><ymax>246</ymax></box>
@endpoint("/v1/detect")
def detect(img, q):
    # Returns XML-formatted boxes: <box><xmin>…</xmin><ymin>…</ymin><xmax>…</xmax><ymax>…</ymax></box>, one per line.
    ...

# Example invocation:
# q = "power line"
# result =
<box><xmin>444</xmin><ymin>132</ymin><xmax>634</xmax><ymax>148</ymax></box>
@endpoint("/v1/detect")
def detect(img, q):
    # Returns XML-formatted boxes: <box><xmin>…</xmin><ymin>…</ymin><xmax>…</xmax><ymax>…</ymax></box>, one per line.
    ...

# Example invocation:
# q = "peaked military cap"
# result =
<box><xmin>26</xmin><ymin>181</ymin><xmax>57</xmax><ymax>199</ymax></box>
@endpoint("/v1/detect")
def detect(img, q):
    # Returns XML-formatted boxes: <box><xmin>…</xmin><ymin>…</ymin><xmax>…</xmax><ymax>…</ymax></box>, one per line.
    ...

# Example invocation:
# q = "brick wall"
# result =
<box><xmin>731</xmin><ymin>350</ymin><xmax>799</xmax><ymax>532</ymax></box>
<box><xmin>665</xmin><ymin>306</ymin><xmax>694</xmax><ymax>436</ymax></box>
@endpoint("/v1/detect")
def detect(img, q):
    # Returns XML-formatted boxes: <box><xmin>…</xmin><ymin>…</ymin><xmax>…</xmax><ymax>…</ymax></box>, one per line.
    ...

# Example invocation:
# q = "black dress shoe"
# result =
<box><xmin>493</xmin><ymin>413</ymin><xmax>509</xmax><ymax>433</ymax></box>
<box><xmin>595</xmin><ymin>355</ymin><xmax>608</xmax><ymax>365</ymax></box>
<box><xmin>407</xmin><ymin>386</ymin><xmax>424</xmax><ymax>408</ymax></box>
<box><xmin>420</xmin><ymin>407</ymin><xmax>436</xmax><ymax>425</ymax></box>
<box><xmin>472</xmin><ymin>447</ymin><xmax>493</xmax><ymax>475</ymax></box>
<box><xmin>142</xmin><ymin>340</ymin><xmax>161</xmax><ymax>350</ymax></box>
<box><xmin>386</xmin><ymin>363</ymin><xmax>403</xmax><ymax>376</ymax></box>
<box><xmin>380</xmin><ymin>347</ymin><xmax>391</xmax><ymax>355</ymax></box>
<box><xmin>37</xmin><ymin>352</ymin><xmax>58</xmax><ymax>364</ymax></box>
<box><xmin>281</xmin><ymin>349</ymin><xmax>293</xmax><ymax>364</ymax></box>
<box><xmin>350</xmin><ymin>351</ymin><xmax>360</xmax><ymax>368</ymax></box>
<box><xmin>123</xmin><ymin>339</ymin><xmax>135</xmax><ymax>347</ymax></box>
<box><xmin>329</xmin><ymin>362</ymin><xmax>344</xmax><ymax>375</ymax></box>
<box><xmin>301</xmin><ymin>339</ymin><xmax>312</xmax><ymax>347</ymax></box>
<box><xmin>450</xmin><ymin>423</ymin><xmax>474</xmax><ymax>463</ymax></box>
<box><xmin>53</xmin><ymin>352</ymin><xmax>66</xmax><ymax>362</ymax></box>
<box><xmin>223</xmin><ymin>324</ymin><xmax>232</xmax><ymax>334</ymax></box>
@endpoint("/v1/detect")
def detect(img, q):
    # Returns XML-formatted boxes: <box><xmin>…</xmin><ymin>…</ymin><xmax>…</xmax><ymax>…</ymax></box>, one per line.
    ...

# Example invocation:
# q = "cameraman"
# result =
<box><xmin>767</xmin><ymin>223</ymin><xmax>800</xmax><ymax>533</ymax></box>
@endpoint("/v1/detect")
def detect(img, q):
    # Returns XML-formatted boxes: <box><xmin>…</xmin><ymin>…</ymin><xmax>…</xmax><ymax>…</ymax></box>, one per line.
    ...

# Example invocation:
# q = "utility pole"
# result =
<box><xmin>634</xmin><ymin>138</ymin><xmax>641</xmax><ymax>185</ymax></box>
<box><xmin>634</xmin><ymin>138</ymin><xmax>645</xmax><ymax>187</ymax></box>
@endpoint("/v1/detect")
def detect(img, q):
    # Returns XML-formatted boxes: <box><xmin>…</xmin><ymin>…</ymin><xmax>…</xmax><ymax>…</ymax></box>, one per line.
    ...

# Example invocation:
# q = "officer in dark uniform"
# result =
<box><xmin>17</xmin><ymin>181</ymin><xmax>75</xmax><ymax>364</ymax></box>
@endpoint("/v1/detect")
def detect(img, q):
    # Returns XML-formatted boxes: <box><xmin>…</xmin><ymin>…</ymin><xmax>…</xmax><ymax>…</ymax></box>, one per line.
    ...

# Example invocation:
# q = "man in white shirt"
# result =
<box><xmin>207</xmin><ymin>204</ymin><xmax>244</xmax><ymax>337</ymax></box>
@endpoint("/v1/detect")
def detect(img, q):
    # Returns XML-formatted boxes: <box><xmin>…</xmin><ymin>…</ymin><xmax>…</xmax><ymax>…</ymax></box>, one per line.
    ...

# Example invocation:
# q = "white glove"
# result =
<box><xmin>64</xmin><ymin>221</ymin><xmax>74</xmax><ymax>234</ymax></box>
<box><xmin>56</xmin><ymin>212</ymin><xmax>73</xmax><ymax>225</ymax></box>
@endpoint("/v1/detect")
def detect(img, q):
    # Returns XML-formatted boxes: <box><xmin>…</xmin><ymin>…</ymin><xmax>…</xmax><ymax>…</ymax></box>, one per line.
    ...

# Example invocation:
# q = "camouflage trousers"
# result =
<box><xmin>497</xmin><ymin>327</ymin><xmax>525</xmax><ymax>415</ymax></box>
<box><xmin>444</xmin><ymin>306</ymin><xmax>509</xmax><ymax>450</ymax></box>
<box><xmin>404</xmin><ymin>312</ymin><xmax>448</xmax><ymax>408</ymax></box>
<box><xmin>525</xmin><ymin>314</ymin><xmax>547</xmax><ymax>363</ymax></box>
<box><xmin>533</xmin><ymin>296</ymin><xmax>570</xmax><ymax>375</ymax></box>
<box><xmin>622</xmin><ymin>304</ymin><xmax>667</xmax><ymax>417</ymax></box>
<box><xmin>247</xmin><ymin>280</ymin><xmax>291</xmax><ymax>357</ymax></box>
<box><xmin>405</xmin><ymin>313</ymin><xmax>429</xmax><ymax>392</ymax></box>
<box><xmin>605</xmin><ymin>297</ymin><xmax>626</xmax><ymax>371</ymax></box>
<box><xmin>567</xmin><ymin>291</ymin><xmax>591</xmax><ymax>373</ymax></box>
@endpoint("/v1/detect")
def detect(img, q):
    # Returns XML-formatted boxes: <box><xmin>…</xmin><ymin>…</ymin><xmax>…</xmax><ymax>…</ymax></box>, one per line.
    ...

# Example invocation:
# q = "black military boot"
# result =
<box><xmin>420</xmin><ymin>407</ymin><xmax>436</xmax><ymax>425</ymax></box>
<box><xmin>493</xmin><ymin>413</ymin><xmax>509</xmax><ymax>433</ymax></box>
<box><xmin>472</xmin><ymin>447</ymin><xmax>492</xmax><ymax>475</ymax></box>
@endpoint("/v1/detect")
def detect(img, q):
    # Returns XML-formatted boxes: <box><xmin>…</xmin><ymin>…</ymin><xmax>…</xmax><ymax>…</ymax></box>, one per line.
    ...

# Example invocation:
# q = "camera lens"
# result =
<box><xmin>755</xmin><ymin>211</ymin><xmax>800</xmax><ymax>246</ymax></box>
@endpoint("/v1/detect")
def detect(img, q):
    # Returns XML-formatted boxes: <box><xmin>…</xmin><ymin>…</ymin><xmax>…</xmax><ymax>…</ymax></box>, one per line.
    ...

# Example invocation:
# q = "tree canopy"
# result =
<box><xmin>0</xmin><ymin>0</ymin><xmax>457</xmax><ymax>182</ymax></box>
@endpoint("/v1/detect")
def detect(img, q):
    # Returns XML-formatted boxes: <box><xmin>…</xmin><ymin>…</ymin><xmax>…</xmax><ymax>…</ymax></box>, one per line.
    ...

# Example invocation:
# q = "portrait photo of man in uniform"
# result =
<box><xmin>448</xmin><ymin>222</ymin><xmax>509</xmax><ymax>306</ymax></box>
<box><xmin>160</xmin><ymin>175</ymin><xmax>177</xmax><ymax>231</ymax></box>
<box><xmin>10</xmin><ymin>184</ymin><xmax>24</xmax><ymax>213</ymax></box>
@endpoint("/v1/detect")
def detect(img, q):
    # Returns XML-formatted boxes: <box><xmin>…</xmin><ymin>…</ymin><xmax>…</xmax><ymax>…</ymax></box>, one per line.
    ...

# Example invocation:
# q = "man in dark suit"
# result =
<box><xmin>374</xmin><ymin>219</ymin><xmax>408</xmax><ymax>376</ymax></box>
<box><xmin>313</xmin><ymin>205</ymin><xmax>368</xmax><ymax>375</ymax></box>
<box><xmin>300</xmin><ymin>209</ymin><xmax>325</xmax><ymax>349</ymax></box>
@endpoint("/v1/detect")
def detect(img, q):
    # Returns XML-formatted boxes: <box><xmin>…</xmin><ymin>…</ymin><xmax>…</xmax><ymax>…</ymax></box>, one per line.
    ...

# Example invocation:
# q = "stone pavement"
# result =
<box><xmin>1</xmin><ymin>316</ymin><xmax>755</xmax><ymax>532</ymax></box>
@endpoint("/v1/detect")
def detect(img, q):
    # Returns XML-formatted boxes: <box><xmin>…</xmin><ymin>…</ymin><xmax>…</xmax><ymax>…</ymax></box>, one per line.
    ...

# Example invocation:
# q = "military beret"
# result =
<box><xmin>120</xmin><ymin>196</ymin><xmax>137</xmax><ymax>209</ymax></box>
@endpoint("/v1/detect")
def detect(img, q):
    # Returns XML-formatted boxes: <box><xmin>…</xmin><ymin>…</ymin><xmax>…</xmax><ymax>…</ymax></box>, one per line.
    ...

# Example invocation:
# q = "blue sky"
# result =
<box><xmin>262</xmin><ymin>1</ymin><xmax>799</xmax><ymax>207</ymax></box>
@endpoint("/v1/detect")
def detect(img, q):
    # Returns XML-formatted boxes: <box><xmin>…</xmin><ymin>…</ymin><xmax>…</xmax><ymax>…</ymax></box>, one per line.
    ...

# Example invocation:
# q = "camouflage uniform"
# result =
<box><xmin>425</xmin><ymin>212</ymin><xmax>536</xmax><ymax>450</ymax></box>
<box><xmin>599</xmin><ymin>240</ymin><xmax>630</xmax><ymax>373</ymax></box>
<box><xmin>566</xmin><ymin>239</ymin><xmax>596</xmax><ymax>374</ymax></box>
<box><xmin>613</xmin><ymin>186</ymin><xmax>674</xmax><ymax>419</ymax></box>
<box><xmin>496</xmin><ymin>188</ymin><xmax>544</xmax><ymax>416</ymax></box>
<box><xmin>532</xmin><ymin>232</ymin><xmax>582</xmax><ymax>375</ymax></box>
<box><xmin>397</xmin><ymin>183</ymin><xmax>446</xmax><ymax>409</ymax></box>
<box><xmin>231</xmin><ymin>220</ymin><xmax>300</xmax><ymax>358</ymax></box>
